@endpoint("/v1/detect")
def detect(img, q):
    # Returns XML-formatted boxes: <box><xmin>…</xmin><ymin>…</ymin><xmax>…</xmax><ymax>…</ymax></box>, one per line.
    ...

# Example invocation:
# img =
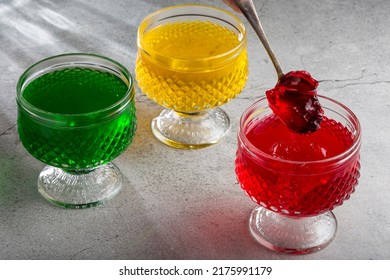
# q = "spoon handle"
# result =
<box><xmin>233</xmin><ymin>0</ymin><xmax>284</xmax><ymax>78</ymax></box>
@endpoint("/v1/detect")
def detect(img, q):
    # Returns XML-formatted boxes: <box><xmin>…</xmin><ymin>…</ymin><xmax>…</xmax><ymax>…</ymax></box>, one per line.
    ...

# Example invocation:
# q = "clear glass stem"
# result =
<box><xmin>249</xmin><ymin>206</ymin><xmax>337</xmax><ymax>254</ymax></box>
<box><xmin>37</xmin><ymin>163</ymin><xmax>123</xmax><ymax>209</ymax></box>
<box><xmin>151</xmin><ymin>108</ymin><xmax>230</xmax><ymax>149</ymax></box>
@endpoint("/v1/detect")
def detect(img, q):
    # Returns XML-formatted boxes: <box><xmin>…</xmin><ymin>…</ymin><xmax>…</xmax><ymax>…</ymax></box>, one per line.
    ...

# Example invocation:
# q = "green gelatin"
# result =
<box><xmin>18</xmin><ymin>67</ymin><xmax>136</xmax><ymax>171</ymax></box>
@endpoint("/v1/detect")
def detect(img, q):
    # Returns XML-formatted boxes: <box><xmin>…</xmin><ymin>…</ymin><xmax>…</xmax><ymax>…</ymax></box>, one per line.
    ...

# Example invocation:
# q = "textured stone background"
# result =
<box><xmin>0</xmin><ymin>0</ymin><xmax>389</xmax><ymax>259</ymax></box>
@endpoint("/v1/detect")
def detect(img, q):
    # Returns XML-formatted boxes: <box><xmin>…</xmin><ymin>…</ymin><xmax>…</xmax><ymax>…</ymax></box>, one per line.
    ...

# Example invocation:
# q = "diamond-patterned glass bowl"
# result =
<box><xmin>136</xmin><ymin>5</ymin><xmax>248</xmax><ymax>149</ymax></box>
<box><xmin>235</xmin><ymin>96</ymin><xmax>361</xmax><ymax>254</ymax></box>
<box><xmin>16</xmin><ymin>54</ymin><xmax>136</xmax><ymax>208</ymax></box>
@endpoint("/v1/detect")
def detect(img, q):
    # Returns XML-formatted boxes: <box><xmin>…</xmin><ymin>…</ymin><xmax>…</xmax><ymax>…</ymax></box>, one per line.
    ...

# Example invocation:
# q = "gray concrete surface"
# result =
<box><xmin>0</xmin><ymin>0</ymin><xmax>389</xmax><ymax>259</ymax></box>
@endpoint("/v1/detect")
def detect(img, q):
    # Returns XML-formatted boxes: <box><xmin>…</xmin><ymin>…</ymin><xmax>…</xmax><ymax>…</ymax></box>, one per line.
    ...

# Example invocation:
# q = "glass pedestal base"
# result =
<box><xmin>37</xmin><ymin>163</ymin><xmax>122</xmax><ymax>209</ymax></box>
<box><xmin>151</xmin><ymin>108</ymin><xmax>230</xmax><ymax>149</ymax></box>
<box><xmin>249</xmin><ymin>206</ymin><xmax>337</xmax><ymax>254</ymax></box>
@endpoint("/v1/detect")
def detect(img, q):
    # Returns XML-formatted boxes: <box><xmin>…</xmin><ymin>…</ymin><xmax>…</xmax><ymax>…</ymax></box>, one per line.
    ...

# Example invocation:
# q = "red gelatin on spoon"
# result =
<box><xmin>266</xmin><ymin>71</ymin><xmax>324</xmax><ymax>134</ymax></box>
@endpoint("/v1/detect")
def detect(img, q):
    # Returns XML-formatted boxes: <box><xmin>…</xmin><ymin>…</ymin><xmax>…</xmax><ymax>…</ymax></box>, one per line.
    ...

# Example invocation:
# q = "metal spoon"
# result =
<box><xmin>232</xmin><ymin>0</ymin><xmax>324</xmax><ymax>134</ymax></box>
<box><xmin>233</xmin><ymin>0</ymin><xmax>284</xmax><ymax>79</ymax></box>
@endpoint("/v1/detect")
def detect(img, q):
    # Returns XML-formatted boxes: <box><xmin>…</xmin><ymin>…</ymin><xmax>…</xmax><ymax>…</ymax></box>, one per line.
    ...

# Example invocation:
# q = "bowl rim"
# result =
<box><xmin>137</xmin><ymin>4</ymin><xmax>247</xmax><ymax>71</ymax></box>
<box><xmin>16</xmin><ymin>53</ymin><xmax>134</xmax><ymax>126</ymax></box>
<box><xmin>238</xmin><ymin>95</ymin><xmax>362</xmax><ymax>167</ymax></box>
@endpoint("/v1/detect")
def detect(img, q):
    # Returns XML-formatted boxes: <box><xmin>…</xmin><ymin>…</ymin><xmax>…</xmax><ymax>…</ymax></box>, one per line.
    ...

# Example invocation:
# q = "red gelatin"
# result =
<box><xmin>235</xmin><ymin>97</ymin><xmax>361</xmax><ymax>217</ymax></box>
<box><xmin>266</xmin><ymin>71</ymin><xmax>324</xmax><ymax>134</ymax></box>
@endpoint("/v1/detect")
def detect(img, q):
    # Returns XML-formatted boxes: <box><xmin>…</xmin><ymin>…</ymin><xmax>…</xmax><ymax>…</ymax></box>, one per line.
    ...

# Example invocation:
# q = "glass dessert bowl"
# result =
<box><xmin>16</xmin><ymin>53</ymin><xmax>137</xmax><ymax>208</ymax></box>
<box><xmin>235</xmin><ymin>96</ymin><xmax>361</xmax><ymax>254</ymax></box>
<box><xmin>135</xmin><ymin>5</ymin><xmax>248</xmax><ymax>149</ymax></box>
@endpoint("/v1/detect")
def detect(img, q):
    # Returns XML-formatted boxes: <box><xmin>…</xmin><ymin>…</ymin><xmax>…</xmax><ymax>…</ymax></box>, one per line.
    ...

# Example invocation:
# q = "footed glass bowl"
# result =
<box><xmin>17</xmin><ymin>53</ymin><xmax>137</xmax><ymax>208</ymax></box>
<box><xmin>235</xmin><ymin>96</ymin><xmax>361</xmax><ymax>254</ymax></box>
<box><xmin>136</xmin><ymin>5</ymin><xmax>248</xmax><ymax>149</ymax></box>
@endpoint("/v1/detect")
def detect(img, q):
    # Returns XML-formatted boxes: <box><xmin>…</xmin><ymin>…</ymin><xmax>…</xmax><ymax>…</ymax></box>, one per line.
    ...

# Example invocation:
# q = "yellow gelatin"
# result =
<box><xmin>136</xmin><ymin>20</ymin><xmax>248</xmax><ymax>113</ymax></box>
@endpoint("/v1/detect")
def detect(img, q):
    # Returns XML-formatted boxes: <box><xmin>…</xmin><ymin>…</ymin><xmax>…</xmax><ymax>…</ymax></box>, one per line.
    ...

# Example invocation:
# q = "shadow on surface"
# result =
<box><xmin>158</xmin><ymin>198</ymin><xmax>271</xmax><ymax>259</ymax></box>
